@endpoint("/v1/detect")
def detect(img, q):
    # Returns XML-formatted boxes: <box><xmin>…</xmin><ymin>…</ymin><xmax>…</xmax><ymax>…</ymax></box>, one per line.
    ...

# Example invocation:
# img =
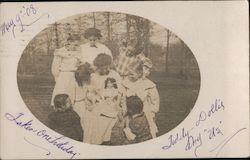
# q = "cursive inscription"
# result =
<box><xmin>5</xmin><ymin>112</ymin><xmax>80</xmax><ymax>159</ymax></box>
<box><xmin>162</xmin><ymin>99</ymin><xmax>247</xmax><ymax>157</ymax></box>
<box><xmin>0</xmin><ymin>4</ymin><xmax>50</xmax><ymax>38</ymax></box>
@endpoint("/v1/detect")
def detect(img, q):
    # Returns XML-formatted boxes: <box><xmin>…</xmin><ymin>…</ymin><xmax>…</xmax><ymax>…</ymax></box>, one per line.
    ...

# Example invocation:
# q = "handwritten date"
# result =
<box><xmin>0</xmin><ymin>4</ymin><xmax>49</xmax><ymax>38</ymax></box>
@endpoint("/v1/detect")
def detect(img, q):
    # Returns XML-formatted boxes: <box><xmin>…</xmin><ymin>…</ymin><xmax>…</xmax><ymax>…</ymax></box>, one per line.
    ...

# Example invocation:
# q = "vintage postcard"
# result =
<box><xmin>0</xmin><ymin>1</ymin><xmax>249</xmax><ymax>159</ymax></box>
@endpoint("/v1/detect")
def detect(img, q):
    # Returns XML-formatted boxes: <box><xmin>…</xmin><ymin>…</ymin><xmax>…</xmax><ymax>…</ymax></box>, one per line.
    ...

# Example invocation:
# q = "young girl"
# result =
<box><xmin>48</xmin><ymin>94</ymin><xmax>83</xmax><ymax>142</ymax></box>
<box><xmin>110</xmin><ymin>96</ymin><xmax>152</xmax><ymax>145</ymax></box>
<box><xmin>74</xmin><ymin>63</ymin><xmax>101</xmax><ymax>144</ymax></box>
<box><xmin>115</xmin><ymin>40</ymin><xmax>145</xmax><ymax>79</ymax></box>
<box><xmin>80</xmin><ymin>28</ymin><xmax>112</xmax><ymax>66</ymax></box>
<box><xmin>90</xmin><ymin>54</ymin><xmax>125</xmax><ymax>144</ymax></box>
<box><xmin>124</xmin><ymin>96</ymin><xmax>152</xmax><ymax>144</ymax></box>
<box><xmin>51</xmin><ymin>34</ymin><xmax>81</xmax><ymax>106</ymax></box>
<box><xmin>122</xmin><ymin>58</ymin><xmax>160</xmax><ymax>138</ymax></box>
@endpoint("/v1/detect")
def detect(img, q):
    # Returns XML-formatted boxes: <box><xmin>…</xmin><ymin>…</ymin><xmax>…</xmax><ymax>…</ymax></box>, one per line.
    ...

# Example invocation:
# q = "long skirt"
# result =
<box><xmin>82</xmin><ymin>109</ymin><xmax>102</xmax><ymax>144</ymax></box>
<box><xmin>73</xmin><ymin>100</ymin><xmax>86</xmax><ymax>131</ymax></box>
<box><xmin>51</xmin><ymin>71</ymin><xmax>76</xmax><ymax>106</ymax></box>
<box><xmin>74</xmin><ymin>101</ymin><xmax>119</xmax><ymax>144</ymax></box>
<box><xmin>97</xmin><ymin>115</ymin><xmax>117</xmax><ymax>142</ymax></box>
<box><xmin>83</xmin><ymin>104</ymin><xmax>118</xmax><ymax>144</ymax></box>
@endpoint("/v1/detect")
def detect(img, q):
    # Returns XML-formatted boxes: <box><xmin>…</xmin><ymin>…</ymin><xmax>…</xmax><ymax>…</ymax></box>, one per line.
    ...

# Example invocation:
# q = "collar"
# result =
<box><xmin>88</xmin><ymin>42</ymin><xmax>99</xmax><ymax>48</ymax></box>
<box><xmin>122</xmin><ymin>78</ymin><xmax>155</xmax><ymax>90</ymax></box>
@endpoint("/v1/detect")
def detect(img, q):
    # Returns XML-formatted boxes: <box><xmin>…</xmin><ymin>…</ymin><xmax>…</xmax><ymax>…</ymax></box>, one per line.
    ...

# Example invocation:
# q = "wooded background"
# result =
<box><xmin>17</xmin><ymin>12</ymin><xmax>199</xmax><ymax>79</ymax></box>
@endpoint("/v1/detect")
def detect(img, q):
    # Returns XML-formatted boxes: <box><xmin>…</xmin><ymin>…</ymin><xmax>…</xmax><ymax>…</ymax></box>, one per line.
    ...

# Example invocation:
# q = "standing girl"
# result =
<box><xmin>122</xmin><ymin>58</ymin><xmax>160</xmax><ymax>138</ymax></box>
<box><xmin>80</xmin><ymin>28</ymin><xmax>112</xmax><ymax>66</ymax></box>
<box><xmin>74</xmin><ymin>63</ymin><xmax>101</xmax><ymax>144</ymax></box>
<box><xmin>51</xmin><ymin>34</ymin><xmax>81</xmax><ymax>106</ymax></box>
<box><xmin>91</xmin><ymin>54</ymin><xmax>125</xmax><ymax>144</ymax></box>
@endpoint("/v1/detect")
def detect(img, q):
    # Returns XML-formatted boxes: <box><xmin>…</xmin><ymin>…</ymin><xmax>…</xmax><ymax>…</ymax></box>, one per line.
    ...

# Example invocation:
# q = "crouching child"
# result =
<box><xmin>48</xmin><ymin>94</ymin><xmax>83</xmax><ymax>142</ymax></box>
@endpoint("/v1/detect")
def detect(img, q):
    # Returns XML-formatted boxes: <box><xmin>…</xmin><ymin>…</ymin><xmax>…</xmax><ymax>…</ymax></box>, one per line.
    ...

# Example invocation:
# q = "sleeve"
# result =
<box><xmin>128</xmin><ymin>119</ymin><xmax>145</xmax><ymax>144</ymax></box>
<box><xmin>118</xmin><ymin>81</ymin><xmax>127</xmax><ymax>113</ymax></box>
<box><xmin>54</xmin><ymin>48</ymin><xmax>71</xmax><ymax>58</ymax></box>
<box><xmin>114</xmin><ymin>72</ymin><xmax>122</xmax><ymax>90</ymax></box>
<box><xmin>51</xmin><ymin>52</ymin><xmax>62</xmax><ymax>81</ymax></box>
<box><xmin>79</xmin><ymin>45</ymin><xmax>86</xmax><ymax>64</ymax></box>
<box><xmin>121</xmin><ymin>93</ymin><xmax>127</xmax><ymax>114</ymax></box>
<box><xmin>103</xmin><ymin>45</ymin><xmax>113</xmax><ymax>58</ymax></box>
<box><xmin>136</xmin><ymin>89</ymin><xmax>148</xmax><ymax>102</ymax></box>
<box><xmin>90</xmin><ymin>74</ymin><xmax>98</xmax><ymax>88</ymax></box>
<box><xmin>148</xmin><ymin>86</ymin><xmax>160</xmax><ymax>113</ymax></box>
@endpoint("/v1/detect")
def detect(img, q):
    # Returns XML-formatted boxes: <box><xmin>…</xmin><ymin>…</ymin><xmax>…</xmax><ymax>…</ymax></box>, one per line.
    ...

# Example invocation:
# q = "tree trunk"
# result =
<box><xmin>165</xmin><ymin>30</ymin><xmax>171</xmax><ymax>73</ymax></box>
<box><xmin>46</xmin><ymin>28</ymin><xmax>51</xmax><ymax>55</ymax></box>
<box><xmin>144</xmin><ymin>20</ymin><xmax>150</xmax><ymax>57</ymax></box>
<box><xmin>75</xmin><ymin>17</ymin><xmax>82</xmax><ymax>34</ymax></box>
<box><xmin>93</xmin><ymin>12</ymin><xmax>96</xmax><ymax>28</ymax></box>
<box><xmin>106</xmin><ymin>12</ymin><xmax>111</xmax><ymax>41</ymax></box>
<box><xmin>126</xmin><ymin>14</ymin><xmax>130</xmax><ymax>42</ymax></box>
<box><xmin>180</xmin><ymin>40</ymin><xmax>187</xmax><ymax>79</ymax></box>
<box><xmin>54</xmin><ymin>22</ymin><xmax>59</xmax><ymax>48</ymax></box>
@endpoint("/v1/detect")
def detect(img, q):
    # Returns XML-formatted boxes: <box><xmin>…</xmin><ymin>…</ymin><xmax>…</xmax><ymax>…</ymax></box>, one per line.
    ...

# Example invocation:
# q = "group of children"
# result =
<box><xmin>48</xmin><ymin>28</ymin><xmax>160</xmax><ymax>145</ymax></box>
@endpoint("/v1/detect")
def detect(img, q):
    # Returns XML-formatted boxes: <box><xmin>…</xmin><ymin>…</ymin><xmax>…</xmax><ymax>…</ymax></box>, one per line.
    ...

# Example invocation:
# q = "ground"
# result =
<box><xmin>17</xmin><ymin>72</ymin><xmax>200</xmax><ymax>140</ymax></box>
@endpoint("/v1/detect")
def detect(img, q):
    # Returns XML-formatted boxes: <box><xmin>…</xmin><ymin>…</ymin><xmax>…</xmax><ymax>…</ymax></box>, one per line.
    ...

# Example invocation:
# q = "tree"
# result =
<box><xmin>179</xmin><ymin>40</ymin><xmax>188</xmax><ymax>79</ymax></box>
<box><xmin>93</xmin><ymin>12</ymin><xmax>96</xmax><ymax>28</ymax></box>
<box><xmin>126</xmin><ymin>14</ymin><xmax>131</xmax><ymax>41</ymax></box>
<box><xmin>130</xmin><ymin>16</ymin><xmax>151</xmax><ymax>56</ymax></box>
<box><xmin>54</xmin><ymin>22</ymin><xmax>59</xmax><ymax>48</ymax></box>
<box><xmin>165</xmin><ymin>29</ymin><xmax>171</xmax><ymax>73</ymax></box>
<box><xmin>143</xmin><ymin>19</ymin><xmax>150</xmax><ymax>57</ymax></box>
<box><xmin>106</xmin><ymin>12</ymin><xmax>111</xmax><ymax>41</ymax></box>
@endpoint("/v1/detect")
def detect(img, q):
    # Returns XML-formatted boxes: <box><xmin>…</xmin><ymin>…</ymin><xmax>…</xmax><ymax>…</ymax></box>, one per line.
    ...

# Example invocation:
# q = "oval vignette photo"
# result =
<box><xmin>17</xmin><ymin>12</ymin><xmax>200</xmax><ymax>145</ymax></box>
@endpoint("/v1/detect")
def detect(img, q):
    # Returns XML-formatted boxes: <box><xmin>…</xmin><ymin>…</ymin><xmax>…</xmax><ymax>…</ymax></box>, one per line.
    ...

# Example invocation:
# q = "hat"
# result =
<box><xmin>84</xmin><ymin>28</ymin><xmax>102</xmax><ymax>39</ymax></box>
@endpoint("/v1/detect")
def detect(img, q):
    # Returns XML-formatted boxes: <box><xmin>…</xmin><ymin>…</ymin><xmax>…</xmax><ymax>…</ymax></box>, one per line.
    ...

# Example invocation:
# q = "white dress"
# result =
<box><xmin>122</xmin><ymin>78</ymin><xmax>160</xmax><ymax>138</ymax></box>
<box><xmin>73</xmin><ymin>84</ymin><xmax>102</xmax><ymax>144</ymax></box>
<box><xmin>50</xmin><ymin>47</ymin><xmax>81</xmax><ymax>106</ymax></box>
<box><xmin>90</xmin><ymin>70</ymin><xmax>125</xmax><ymax>143</ymax></box>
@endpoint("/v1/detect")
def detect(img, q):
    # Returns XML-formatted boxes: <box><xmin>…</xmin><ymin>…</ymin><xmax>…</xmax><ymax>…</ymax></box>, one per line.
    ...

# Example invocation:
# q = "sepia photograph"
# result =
<box><xmin>1</xmin><ymin>1</ymin><xmax>249</xmax><ymax>159</ymax></box>
<box><xmin>16</xmin><ymin>11</ymin><xmax>201</xmax><ymax>145</ymax></box>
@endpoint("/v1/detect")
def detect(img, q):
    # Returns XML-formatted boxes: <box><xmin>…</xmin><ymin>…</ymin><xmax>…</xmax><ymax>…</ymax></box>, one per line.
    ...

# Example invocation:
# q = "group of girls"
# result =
<box><xmin>48</xmin><ymin>28</ymin><xmax>160</xmax><ymax>145</ymax></box>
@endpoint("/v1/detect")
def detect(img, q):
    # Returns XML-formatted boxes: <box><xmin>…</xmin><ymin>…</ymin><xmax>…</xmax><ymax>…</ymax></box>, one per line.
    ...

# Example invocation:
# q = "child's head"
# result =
<box><xmin>84</xmin><ymin>28</ymin><xmax>102</xmax><ymax>46</ymax></box>
<box><xmin>125</xmin><ymin>46</ymin><xmax>134</xmax><ymax>56</ymax></box>
<box><xmin>75</xmin><ymin>63</ymin><xmax>93</xmax><ymax>86</ymax></box>
<box><xmin>93</xmin><ymin>53</ymin><xmax>112</xmax><ymax>75</ymax></box>
<box><xmin>126</xmin><ymin>96</ymin><xmax>143</xmax><ymax>117</ymax></box>
<box><xmin>65</xmin><ymin>34</ymin><xmax>80</xmax><ymax>51</ymax></box>
<box><xmin>128</xmin><ymin>64</ymin><xmax>143</xmax><ymax>82</ymax></box>
<box><xmin>53</xmin><ymin>94</ymin><xmax>72</xmax><ymax>112</ymax></box>
<box><xmin>105</xmin><ymin>77</ymin><xmax>118</xmax><ymax>89</ymax></box>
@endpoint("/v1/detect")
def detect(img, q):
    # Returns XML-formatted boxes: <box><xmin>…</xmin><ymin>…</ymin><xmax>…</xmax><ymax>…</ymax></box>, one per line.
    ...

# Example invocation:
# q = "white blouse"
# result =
<box><xmin>79</xmin><ymin>42</ymin><xmax>112</xmax><ymax>65</ymax></box>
